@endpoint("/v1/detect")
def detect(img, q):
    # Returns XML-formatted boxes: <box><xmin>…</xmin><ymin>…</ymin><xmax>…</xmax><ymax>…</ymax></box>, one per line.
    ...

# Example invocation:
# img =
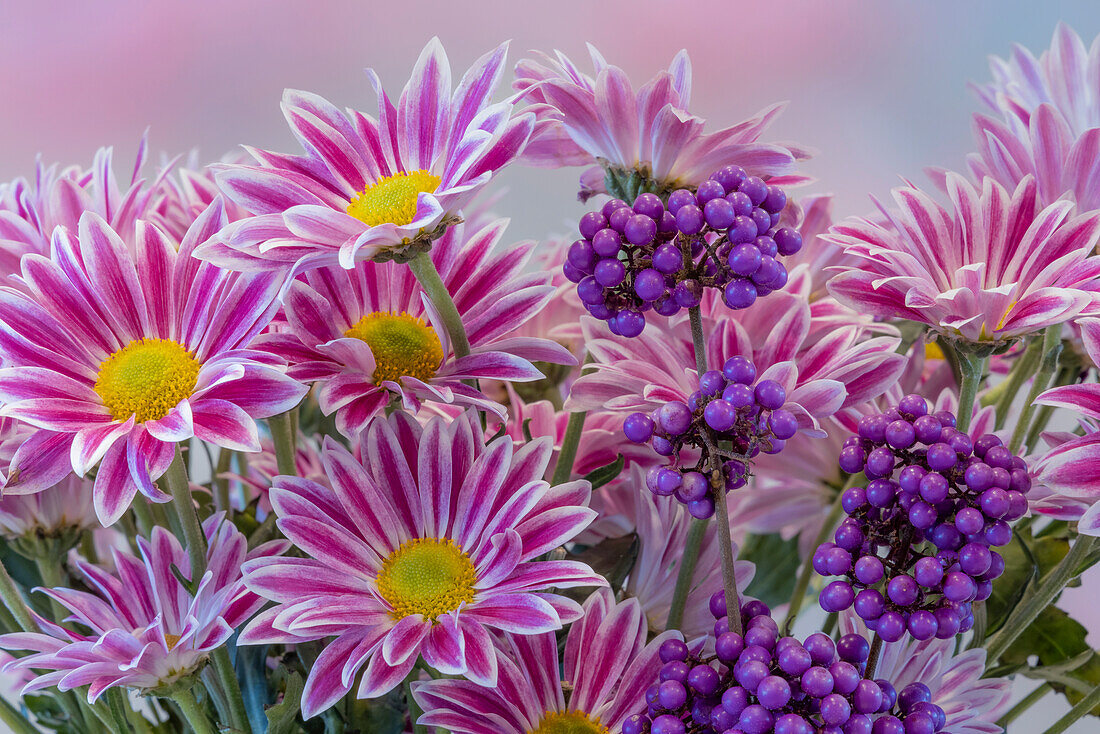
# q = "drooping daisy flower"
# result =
<box><xmin>255</xmin><ymin>218</ymin><xmax>574</xmax><ymax>436</ymax></box>
<box><xmin>514</xmin><ymin>46</ymin><xmax>807</xmax><ymax>199</ymax></box>
<box><xmin>567</xmin><ymin>292</ymin><xmax>905</xmax><ymax>436</ymax></box>
<box><xmin>413</xmin><ymin>589</ymin><xmax>677</xmax><ymax>734</ymax></box>
<box><xmin>840</xmin><ymin>613</ymin><xmax>1011</xmax><ymax>734</ymax></box>
<box><xmin>825</xmin><ymin>174</ymin><xmax>1100</xmax><ymax>346</ymax></box>
<box><xmin>0</xmin><ymin>203</ymin><xmax>307</xmax><ymax>524</ymax></box>
<box><xmin>197</xmin><ymin>38</ymin><xmax>534</xmax><ymax>273</ymax></box>
<box><xmin>238</xmin><ymin>412</ymin><xmax>605</xmax><ymax>716</ymax></box>
<box><xmin>956</xmin><ymin>24</ymin><xmax>1100</xmax><ymax>212</ymax></box>
<box><xmin>0</xmin><ymin>136</ymin><xmax>185</xmax><ymax>277</ymax></box>
<box><xmin>0</xmin><ymin>515</ymin><xmax>287</xmax><ymax>700</ymax></box>
<box><xmin>1032</xmin><ymin>317</ymin><xmax>1100</xmax><ymax>534</ymax></box>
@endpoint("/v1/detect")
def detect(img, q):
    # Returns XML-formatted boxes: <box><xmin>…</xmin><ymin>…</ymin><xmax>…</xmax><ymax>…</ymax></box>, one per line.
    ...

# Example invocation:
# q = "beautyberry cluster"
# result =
<box><xmin>814</xmin><ymin>395</ymin><xmax>1028</xmax><ymax>642</ymax></box>
<box><xmin>625</xmin><ymin>356</ymin><xmax>798</xmax><ymax>519</ymax></box>
<box><xmin>563</xmin><ymin>166</ymin><xmax>803</xmax><ymax>337</ymax></box>
<box><xmin>624</xmin><ymin>596</ymin><xmax>947</xmax><ymax>734</ymax></box>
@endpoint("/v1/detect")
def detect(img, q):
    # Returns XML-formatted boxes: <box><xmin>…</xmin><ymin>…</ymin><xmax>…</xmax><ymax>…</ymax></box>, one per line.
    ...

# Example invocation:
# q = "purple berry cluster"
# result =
<box><xmin>624</xmin><ymin>596</ymin><xmax>947</xmax><ymax>734</ymax></box>
<box><xmin>625</xmin><ymin>357</ymin><xmax>797</xmax><ymax>519</ymax></box>
<box><xmin>814</xmin><ymin>395</ymin><xmax>1028</xmax><ymax>643</ymax></box>
<box><xmin>563</xmin><ymin>166</ymin><xmax>803</xmax><ymax>337</ymax></box>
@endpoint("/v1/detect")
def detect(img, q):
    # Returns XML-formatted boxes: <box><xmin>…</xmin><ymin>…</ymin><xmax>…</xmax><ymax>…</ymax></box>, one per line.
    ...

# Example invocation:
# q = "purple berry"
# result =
<box><xmin>675</xmin><ymin>204</ymin><xmax>704</xmax><ymax>235</ymax></box>
<box><xmin>634</xmin><ymin>268</ymin><xmax>666</xmax><ymax>302</ymax></box>
<box><xmin>625</xmin><ymin>214</ymin><xmax>657</xmax><ymax>245</ymax></box>
<box><xmin>724</xmin><ymin>279</ymin><xmax>758</xmax><ymax>309</ymax></box>
<box><xmin>623</xmin><ymin>413</ymin><xmax>654</xmax><ymax>443</ymax></box>
<box><xmin>754</xmin><ymin>379</ymin><xmax>786</xmax><ymax>410</ymax></box>
<box><xmin>579</xmin><ymin>211</ymin><xmax>607</xmax><ymax>239</ymax></box>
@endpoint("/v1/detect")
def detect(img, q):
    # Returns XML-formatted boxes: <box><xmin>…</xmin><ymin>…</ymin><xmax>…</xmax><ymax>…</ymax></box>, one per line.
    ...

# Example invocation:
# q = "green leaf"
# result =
<box><xmin>569</xmin><ymin>533</ymin><xmax>638</xmax><ymax>595</ymax></box>
<box><xmin>266</xmin><ymin>671</ymin><xmax>305</xmax><ymax>734</ymax></box>
<box><xmin>1001</xmin><ymin>606</ymin><xmax>1100</xmax><ymax>716</ymax></box>
<box><xmin>346</xmin><ymin>687</ymin><xmax>406</xmax><ymax>734</ymax></box>
<box><xmin>740</xmin><ymin>533</ymin><xmax>801</xmax><ymax>608</ymax></box>
<box><xmin>582</xmin><ymin>454</ymin><xmax>625</xmax><ymax>490</ymax></box>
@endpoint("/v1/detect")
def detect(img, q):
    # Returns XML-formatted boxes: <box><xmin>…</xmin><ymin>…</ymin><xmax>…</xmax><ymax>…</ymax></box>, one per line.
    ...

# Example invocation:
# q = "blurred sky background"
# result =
<box><xmin>2</xmin><ymin>0</ymin><xmax>1100</xmax><ymax>730</ymax></box>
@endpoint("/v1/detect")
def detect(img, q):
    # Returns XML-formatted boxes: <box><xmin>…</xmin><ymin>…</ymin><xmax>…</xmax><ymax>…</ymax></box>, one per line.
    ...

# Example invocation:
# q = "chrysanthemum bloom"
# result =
<box><xmin>238</xmin><ymin>413</ymin><xmax>605</xmax><ymax>716</ymax></box>
<box><xmin>0</xmin><ymin>203</ymin><xmax>308</xmax><ymax>524</ymax></box>
<box><xmin>567</xmin><ymin>292</ymin><xmax>905</xmax><ymax>436</ymax></box>
<box><xmin>513</xmin><ymin>47</ymin><xmax>807</xmax><ymax>199</ymax></box>
<box><xmin>955</xmin><ymin>24</ymin><xmax>1100</xmax><ymax>212</ymax></box>
<box><xmin>0</xmin><ymin>515</ymin><xmax>287</xmax><ymax>700</ymax></box>
<box><xmin>825</xmin><ymin>174</ymin><xmax>1100</xmax><ymax>346</ymax></box>
<box><xmin>840</xmin><ymin>613</ymin><xmax>1011</xmax><ymax>734</ymax></box>
<box><xmin>413</xmin><ymin>589</ymin><xmax>677</xmax><ymax>734</ymax></box>
<box><xmin>197</xmin><ymin>38</ymin><xmax>534</xmax><ymax>273</ymax></box>
<box><xmin>1032</xmin><ymin>318</ymin><xmax>1100</xmax><ymax>534</ymax></box>
<box><xmin>0</xmin><ymin>136</ymin><xmax>186</xmax><ymax>277</ymax></box>
<box><xmin>255</xmin><ymin>218</ymin><xmax>574</xmax><ymax>435</ymax></box>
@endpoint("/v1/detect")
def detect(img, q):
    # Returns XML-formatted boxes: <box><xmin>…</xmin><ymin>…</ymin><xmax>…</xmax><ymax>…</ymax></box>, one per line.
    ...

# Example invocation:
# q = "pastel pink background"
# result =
<box><xmin>2</xmin><ymin>1</ymin><xmax>1099</xmax><ymax>730</ymax></box>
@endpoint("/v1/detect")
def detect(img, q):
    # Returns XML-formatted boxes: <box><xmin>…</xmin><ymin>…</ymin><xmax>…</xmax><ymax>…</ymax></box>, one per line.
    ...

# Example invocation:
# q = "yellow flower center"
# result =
<box><xmin>346</xmin><ymin>170</ymin><xmax>442</xmax><ymax>227</ymax></box>
<box><xmin>924</xmin><ymin>341</ymin><xmax>945</xmax><ymax>361</ymax></box>
<box><xmin>163</xmin><ymin>634</ymin><xmax>182</xmax><ymax>651</ymax></box>
<box><xmin>375</xmin><ymin>538</ymin><xmax>477</xmax><ymax>621</ymax></box>
<box><xmin>529</xmin><ymin>711</ymin><xmax>610</xmax><ymax>734</ymax></box>
<box><xmin>344</xmin><ymin>311</ymin><xmax>443</xmax><ymax>385</ymax></box>
<box><xmin>94</xmin><ymin>339</ymin><xmax>200</xmax><ymax>422</ymax></box>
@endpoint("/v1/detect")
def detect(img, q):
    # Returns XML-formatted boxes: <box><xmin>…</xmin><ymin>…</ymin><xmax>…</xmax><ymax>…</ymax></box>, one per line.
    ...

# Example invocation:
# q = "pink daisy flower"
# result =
<box><xmin>0</xmin><ymin>136</ymin><xmax>186</xmax><ymax>277</ymax></box>
<box><xmin>825</xmin><ymin>174</ymin><xmax>1100</xmax><ymax>345</ymax></box>
<box><xmin>0</xmin><ymin>203</ymin><xmax>307</xmax><ymax>524</ymax></box>
<box><xmin>841</xmin><ymin>613</ymin><xmax>1011</xmax><ymax>734</ymax></box>
<box><xmin>0</xmin><ymin>515</ymin><xmax>287</xmax><ymax>701</ymax></box>
<box><xmin>413</xmin><ymin>589</ymin><xmax>677</xmax><ymax>734</ymax></box>
<box><xmin>514</xmin><ymin>46</ymin><xmax>807</xmax><ymax>199</ymax></box>
<box><xmin>238</xmin><ymin>412</ymin><xmax>605</xmax><ymax>716</ymax></box>
<box><xmin>255</xmin><ymin>218</ymin><xmax>574</xmax><ymax>436</ymax></box>
<box><xmin>197</xmin><ymin>38</ymin><xmax>534</xmax><ymax>273</ymax></box>
<box><xmin>567</xmin><ymin>293</ymin><xmax>905</xmax><ymax>436</ymax></box>
<box><xmin>1032</xmin><ymin>317</ymin><xmax>1100</xmax><ymax>534</ymax></box>
<box><xmin>957</xmin><ymin>24</ymin><xmax>1100</xmax><ymax>212</ymax></box>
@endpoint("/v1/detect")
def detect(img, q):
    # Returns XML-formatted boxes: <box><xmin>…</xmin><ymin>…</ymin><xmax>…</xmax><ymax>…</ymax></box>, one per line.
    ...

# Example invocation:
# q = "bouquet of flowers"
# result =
<box><xmin>0</xmin><ymin>23</ymin><xmax>1098</xmax><ymax>734</ymax></box>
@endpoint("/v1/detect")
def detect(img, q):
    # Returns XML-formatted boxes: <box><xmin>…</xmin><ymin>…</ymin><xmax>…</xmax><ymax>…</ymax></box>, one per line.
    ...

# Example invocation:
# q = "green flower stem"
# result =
<box><xmin>0</xmin><ymin>695</ymin><xmax>42</xmax><ymax>734</ymax></box>
<box><xmin>550</xmin><ymin>410</ymin><xmax>587</xmax><ymax>486</ymax></box>
<box><xmin>33</xmin><ymin>555</ymin><xmax>68</xmax><ymax>623</ymax></box>
<box><xmin>666</xmin><ymin>519</ymin><xmax>708</xmax><ymax>631</ymax></box>
<box><xmin>954</xmin><ymin>349</ymin><xmax>988</xmax><ymax>434</ymax></box>
<box><xmin>213</xmin><ymin>449</ymin><xmax>234</xmax><ymax>513</ymax></box>
<box><xmin>164</xmin><ymin>445</ymin><xmax>208</xmax><ymax>580</ymax></box>
<box><xmin>105</xmin><ymin>688</ymin><xmax>134</xmax><ymax>734</ymax></box>
<box><xmin>783</xmin><ymin>485</ymin><xmax>849</xmax><ymax>631</ymax></box>
<box><xmin>131</xmin><ymin>499</ymin><xmax>156</xmax><ymax>537</ymax></box>
<box><xmin>548</xmin><ymin>355</ymin><xmax>595</xmax><ymax>487</ymax></box>
<box><xmin>0</xmin><ymin>559</ymin><xmax>36</xmax><ymax>632</ymax></box>
<box><xmin>865</xmin><ymin>634</ymin><xmax>884</xmax><ymax>679</ymax></box>
<box><xmin>268</xmin><ymin>410</ymin><xmax>299</xmax><ymax>477</ymax></box>
<box><xmin>688</xmin><ymin>306</ymin><xmax>708</xmax><ymax>376</ymax></box>
<box><xmin>991</xmin><ymin>337</ymin><xmax>1042</xmax><ymax>429</ymax></box>
<box><xmin>167</xmin><ymin>687</ymin><xmax>217</xmax><ymax>734</ymax></box>
<box><xmin>163</xmin><ymin>448</ymin><xmax>249</xmax><ymax>732</ymax></box>
<box><xmin>998</xmin><ymin>682</ymin><xmax>1049</xmax><ymax>729</ymax></box>
<box><xmin>713</xmin><ymin>489</ymin><xmax>744</xmax><ymax>637</ymax></box>
<box><xmin>211</xmin><ymin>647</ymin><xmax>251</xmax><ymax>734</ymax></box>
<box><xmin>1040</xmin><ymin>681</ymin><xmax>1100</xmax><ymax>734</ymax></box>
<box><xmin>1009</xmin><ymin>324</ymin><xmax>1062</xmax><ymax>453</ymax></box>
<box><xmin>984</xmin><ymin>534</ymin><xmax>1100</xmax><ymax>668</ymax></box>
<box><xmin>408</xmin><ymin>250</ymin><xmax>471</xmax><ymax>360</ymax></box>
